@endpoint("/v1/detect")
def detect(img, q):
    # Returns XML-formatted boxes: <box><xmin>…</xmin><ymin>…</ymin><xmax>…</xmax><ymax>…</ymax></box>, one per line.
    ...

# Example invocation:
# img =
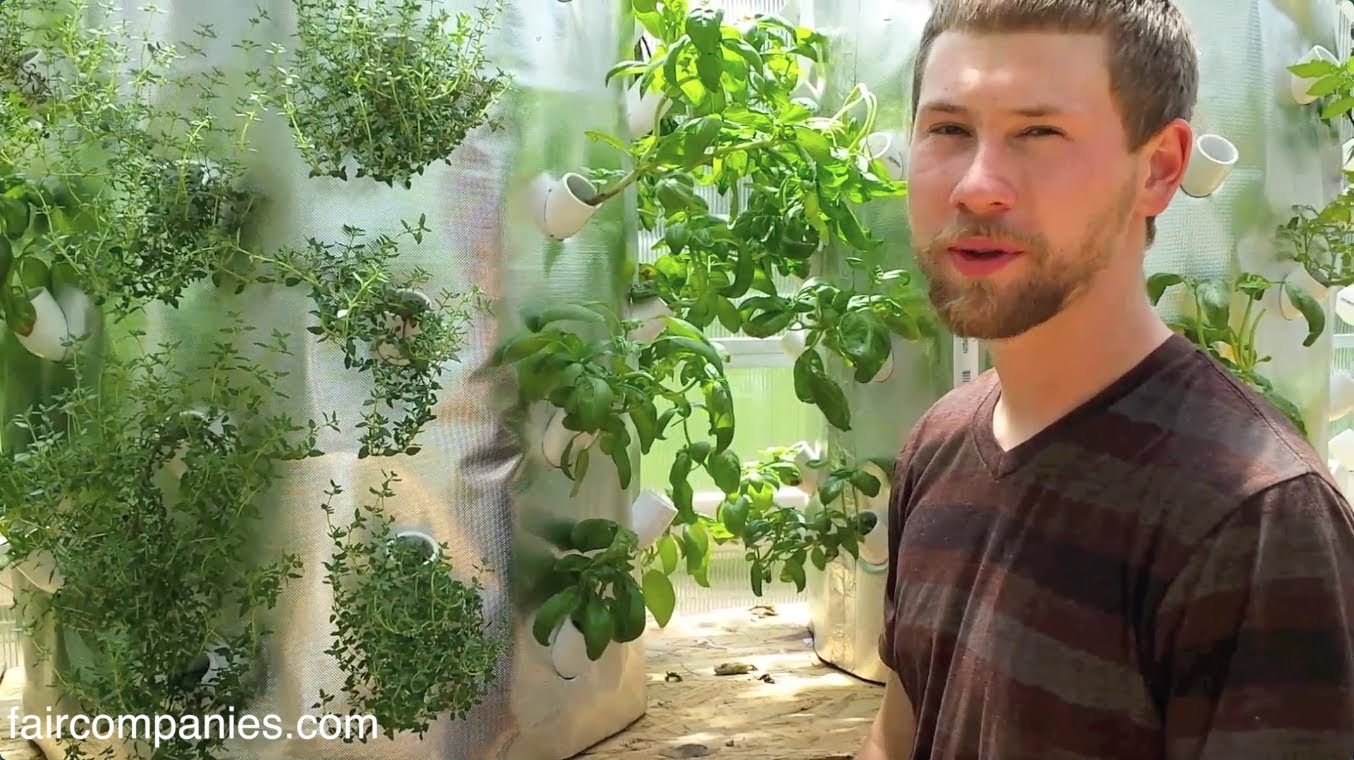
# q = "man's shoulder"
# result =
<box><xmin>1111</xmin><ymin>343</ymin><xmax>1329</xmax><ymax>496</ymax></box>
<box><xmin>912</xmin><ymin>368</ymin><xmax>998</xmax><ymax>438</ymax></box>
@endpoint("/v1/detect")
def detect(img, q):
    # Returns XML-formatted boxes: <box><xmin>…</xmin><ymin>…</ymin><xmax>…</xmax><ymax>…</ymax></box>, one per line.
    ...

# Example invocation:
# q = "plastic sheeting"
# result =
<box><xmin>14</xmin><ymin>1</ymin><xmax>649</xmax><ymax>759</ymax></box>
<box><xmin>802</xmin><ymin>0</ymin><xmax>1345</xmax><ymax>683</ymax></box>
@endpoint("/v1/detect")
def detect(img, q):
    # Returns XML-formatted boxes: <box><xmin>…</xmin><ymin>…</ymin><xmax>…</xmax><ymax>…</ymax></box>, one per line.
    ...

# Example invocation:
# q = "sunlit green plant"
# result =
<box><xmin>268</xmin><ymin>0</ymin><xmax>512</xmax><ymax>188</ymax></box>
<box><xmin>1147</xmin><ymin>270</ymin><xmax>1323</xmax><ymax>437</ymax></box>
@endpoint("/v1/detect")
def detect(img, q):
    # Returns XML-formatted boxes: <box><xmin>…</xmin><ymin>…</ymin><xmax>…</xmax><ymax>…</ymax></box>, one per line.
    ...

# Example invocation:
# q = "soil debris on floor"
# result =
<box><xmin>574</xmin><ymin>602</ymin><xmax>882</xmax><ymax>760</ymax></box>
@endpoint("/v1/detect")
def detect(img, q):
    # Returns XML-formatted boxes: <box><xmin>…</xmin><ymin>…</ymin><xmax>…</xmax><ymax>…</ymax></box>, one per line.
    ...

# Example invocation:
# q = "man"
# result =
<box><xmin>857</xmin><ymin>1</ymin><xmax>1354</xmax><ymax>758</ymax></box>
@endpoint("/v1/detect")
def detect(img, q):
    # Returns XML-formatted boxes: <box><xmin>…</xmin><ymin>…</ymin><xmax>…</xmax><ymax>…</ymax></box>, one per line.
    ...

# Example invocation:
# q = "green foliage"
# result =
<box><xmin>0</xmin><ymin>3</ymin><xmax>261</xmax><ymax>318</ymax></box>
<box><xmin>267</xmin><ymin>0</ymin><xmax>511</xmax><ymax>188</ymax></box>
<box><xmin>642</xmin><ymin>445</ymin><xmax>880</xmax><ymax>597</ymax></box>
<box><xmin>317</xmin><ymin>471</ymin><xmax>502</xmax><ymax>740</ymax></box>
<box><xmin>0</xmin><ymin>326</ymin><xmax>314</xmax><ymax>760</ymax></box>
<box><xmin>1288</xmin><ymin>53</ymin><xmax>1354</xmax><ymax>123</ymax></box>
<box><xmin>1147</xmin><ymin>271</ymin><xmax>1321</xmax><ymax>437</ymax></box>
<box><xmin>251</xmin><ymin>219</ymin><xmax>488</xmax><ymax>458</ymax></box>
<box><xmin>1276</xmin><ymin>174</ymin><xmax>1354</xmax><ymax>288</ymax></box>
<box><xmin>531</xmin><ymin>519</ymin><xmax>656</xmax><ymax>664</ymax></box>
<box><xmin>495</xmin><ymin>302</ymin><xmax>733</xmax><ymax>499</ymax></box>
<box><xmin>0</xmin><ymin>3</ymin><xmax>501</xmax><ymax>756</ymax></box>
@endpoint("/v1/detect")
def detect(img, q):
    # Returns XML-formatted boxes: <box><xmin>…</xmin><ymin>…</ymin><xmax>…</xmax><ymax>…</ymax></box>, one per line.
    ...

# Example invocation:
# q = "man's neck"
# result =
<box><xmin>984</xmin><ymin>273</ymin><xmax>1174</xmax><ymax>451</ymax></box>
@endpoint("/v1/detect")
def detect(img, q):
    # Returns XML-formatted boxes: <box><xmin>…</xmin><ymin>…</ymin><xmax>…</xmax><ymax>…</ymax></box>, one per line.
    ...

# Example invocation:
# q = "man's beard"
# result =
<box><xmin>913</xmin><ymin>194</ymin><xmax>1130</xmax><ymax>340</ymax></box>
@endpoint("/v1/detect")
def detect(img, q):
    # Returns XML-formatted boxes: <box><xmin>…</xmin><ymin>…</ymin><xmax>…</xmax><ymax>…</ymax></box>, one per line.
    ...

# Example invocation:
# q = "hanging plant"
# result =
<box><xmin>545</xmin><ymin>2</ymin><xmax>910</xmax><ymax>312</ymax></box>
<box><xmin>1147</xmin><ymin>270</ymin><xmax>1324</xmax><ymax>438</ymax></box>
<box><xmin>273</xmin><ymin>0</ymin><xmax>512</xmax><ymax>188</ymax></box>
<box><xmin>530</xmin><ymin>517</ymin><xmax>667</xmax><ymax>666</ymax></box>
<box><xmin>0</xmin><ymin>331</ymin><xmax>314</xmax><ymax>760</ymax></box>
<box><xmin>0</xmin><ymin>0</ymin><xmax>279</xmax><ymax>318</ymax></box>
<box><xmin>0</xmin><ymin>7</ymin><xmax>499</xmax><ymax>758</ymax></box>
<box><xmin>495</xmin><ymin>301</ymin><xmax>735</xmax><ymax>504</ymax></box>
<box><xmin>316</xmin><ymin>470</ymin><xmax>502</xmax><ymax>741</ymax></box>
<box><xmin>1276</xmin><ymin>178</ymin><xmax>1354</xmax><ymax>289</ymax></box>
<box><xmin>234</xmin><ymin>218</ymin><xmax>488</xmax><ymax>458</ymax></box>
<box><xmin>640</xmin><ymin>444</ymin><xmax>880</xmax><ymax>597</ymax></box>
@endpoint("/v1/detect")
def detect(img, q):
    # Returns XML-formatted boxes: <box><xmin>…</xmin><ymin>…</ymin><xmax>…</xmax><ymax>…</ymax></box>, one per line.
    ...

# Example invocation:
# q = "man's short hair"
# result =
<box><xmin>912</xmin><ymin>0</ymin><xmax>1200</xmax><ymax>246</ymax></box>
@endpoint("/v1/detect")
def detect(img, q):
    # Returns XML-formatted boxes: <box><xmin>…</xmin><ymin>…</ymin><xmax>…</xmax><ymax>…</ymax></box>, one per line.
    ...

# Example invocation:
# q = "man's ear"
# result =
<box><xmin>1139</xmin><ymin>118</ymin><xmax>1193</xmax><ymax>218</ymax></box>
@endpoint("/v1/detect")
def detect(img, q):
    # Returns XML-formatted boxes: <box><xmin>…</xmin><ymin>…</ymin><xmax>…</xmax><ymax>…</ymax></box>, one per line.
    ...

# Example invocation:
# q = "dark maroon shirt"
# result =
<box><xmin>880</xmin><ymin>333</ymin><xmax>1354</xmax><ymax>758</ymax></box>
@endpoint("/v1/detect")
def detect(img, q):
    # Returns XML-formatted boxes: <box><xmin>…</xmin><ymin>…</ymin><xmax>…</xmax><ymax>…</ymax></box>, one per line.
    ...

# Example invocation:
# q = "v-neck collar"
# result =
<box><xmin>970</xmin><ymin>333</ymin><xmax>1197</xmax><ymax>479</ymax></box>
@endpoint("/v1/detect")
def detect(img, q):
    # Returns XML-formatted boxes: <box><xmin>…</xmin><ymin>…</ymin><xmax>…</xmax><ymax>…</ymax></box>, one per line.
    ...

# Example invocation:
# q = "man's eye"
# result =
<box><xmin>930</xmin><ymin>124</ymin><xmax>968</xmax><ymax>136</ymax></box>
<box><xmin>1022</xmin><ymin>127</ymin><xmax>1063</xmax><ymax>137</ymax></box>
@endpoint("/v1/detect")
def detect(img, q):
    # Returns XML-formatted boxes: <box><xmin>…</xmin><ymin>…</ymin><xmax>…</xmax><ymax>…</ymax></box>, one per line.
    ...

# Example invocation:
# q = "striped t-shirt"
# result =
<box><xmin>879</xmin><ymin>333</ymin><xmax>1354</xmax><ymax>758</ymax></box>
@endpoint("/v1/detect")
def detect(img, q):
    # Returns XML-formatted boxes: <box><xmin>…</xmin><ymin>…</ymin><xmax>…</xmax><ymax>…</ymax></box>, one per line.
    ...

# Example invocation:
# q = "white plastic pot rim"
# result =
<box><xmin>1292</xmin><ymin>46</ymin><xmax>1339</xmax><ymax>105</ymax></box>
<box><xmin>536</xmin><ymin>173</ymin><xmax>601</xmax><ymax>241</ymax></box>
<box><xmin>631</xmin><ymin>490</ymin><xmax>678</xmax><ymax>548</ymax></box>
<box><xmin>16</xmin><ymin>287</ymin><xmax>72</xmax><ymax>362</ymax></box>
<box><xmin>1179</xmin><ymin>133</ymin><xmax>1237</xmax><ymax>198</ymax></box>
<box><xmin>392</xmin><ymin>529</ymin><xmax>440</xmax><ymax>563</ymax></box>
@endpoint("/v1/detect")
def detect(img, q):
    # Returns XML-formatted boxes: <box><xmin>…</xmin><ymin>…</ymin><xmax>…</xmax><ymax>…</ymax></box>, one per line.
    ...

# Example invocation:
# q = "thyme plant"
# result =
<box><xmin>0</xmin><ymin>3</ymin><xmax>502</xmax><ymax>756</ymax></box>
<box><xmin>318</xmin><ymin>471</ymin><xmax>502</xmax><ymax>740</ymax></box>
<box><xmin>0</xmin><ymin>327</ymin><xmax>316</xmax><ymax>760</ymax></box>
<box><xmin>270</xmin><ymin>0</ymin><xmax>511</xmax><ymax>188</ymax></box>
<box><xmin>254</xmin><ymin>219</ymin><xmax>488</xmax><ymax>458</ymax></box>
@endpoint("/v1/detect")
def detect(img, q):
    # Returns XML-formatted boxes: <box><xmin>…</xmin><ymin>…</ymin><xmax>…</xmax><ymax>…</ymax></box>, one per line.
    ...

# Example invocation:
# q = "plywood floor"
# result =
<box><xmin>0</xmin><ymin>603</ymin><xmax>882</xmax><ymax>760</ymax></box>
<box><xmin>574</xmin><ymin>603</ymin><xmax>882</xmax><ymax>760</ymax></box>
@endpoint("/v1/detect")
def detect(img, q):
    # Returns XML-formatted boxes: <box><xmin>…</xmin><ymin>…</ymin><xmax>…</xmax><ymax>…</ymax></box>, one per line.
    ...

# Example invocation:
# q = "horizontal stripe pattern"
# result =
<box><xmin>881</xmin><ymin>336</ymin><xmax>1354</xmax><ymax>759</ymax></box>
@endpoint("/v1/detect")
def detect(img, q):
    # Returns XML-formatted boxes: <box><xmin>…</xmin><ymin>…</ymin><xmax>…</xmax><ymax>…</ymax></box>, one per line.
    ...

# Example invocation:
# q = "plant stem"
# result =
<box><xmin>589</xmin><ymin>137</ymin><xmax>783</xmax><ymax>207</ymax></box>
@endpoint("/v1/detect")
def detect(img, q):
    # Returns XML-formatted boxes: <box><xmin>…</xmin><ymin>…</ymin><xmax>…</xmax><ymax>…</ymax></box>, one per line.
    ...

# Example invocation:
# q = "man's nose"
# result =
<box><xmin>949</xmin><ymin>144</ymin><xmax>1016</xmax><ymax>215</ymax></box>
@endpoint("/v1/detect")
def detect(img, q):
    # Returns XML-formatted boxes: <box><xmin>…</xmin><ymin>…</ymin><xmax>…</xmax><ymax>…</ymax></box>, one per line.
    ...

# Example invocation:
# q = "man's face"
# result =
<box><xmin>907</xmin><ymin>31</ymin><xmax>1143</xmax><ymax>340</ymax></box>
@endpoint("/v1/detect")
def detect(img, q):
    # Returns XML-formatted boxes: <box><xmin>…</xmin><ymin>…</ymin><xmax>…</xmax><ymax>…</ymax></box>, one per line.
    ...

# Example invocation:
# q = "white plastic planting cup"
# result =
<box><xmin>374</xmin><ymin>289</ymin><xmax>433</xmax><ymax>366</ymax></box>
<box><xmin>625</xmin><ymin>297</ymin><xmax>673</xmax><ymax>342</ymax></box>
<box><xmin>15</xmin><ymin>287</ymin><xmax>72</xmax><ymax>362</ymax></box>
<box><xmin>1179</xmin><ymin>134</ymin><xmax>1238</xmax><ymax>198</ymax></box>
<box><xmin>1336</xmin><ymin>285</ymin><xmax>1354</xmax><ymax>325</ymax></box>
<box><xmin>626</xmin><ymin>84</ymin><xmax>669</xmax><ymax>138</ymax></box>
<box><xmin>393</xmin><ymin>529</ymin><xmax>440</xmax><ymax>564</ymax></box>
<box><xmin>532</xmin><ymin>173</ymin><xmax>600</xmax><ymax>241</ymax></box>
<box><xmin>630</xmin><ymin>490</ymin><xmax>678</xmax><ymax>549</ymax></box>
<box><xmin>550</xmin><ymin>619</ymin><xmax>589</xmax><ymax>679</ymax></box>
<box><xmin>863</xmin><ymin>131</ymin><xmax>906</xmax><ymax>181</ymax></box>
<box><xmin>780</xmin><ymin>328</ymin><xmax>810</xmax><ymax>359</ymax></box>
<box><xmin>1291</xmin><ymin>45</ymin><xmax>1338</xmax><ymax>105</ymax></box>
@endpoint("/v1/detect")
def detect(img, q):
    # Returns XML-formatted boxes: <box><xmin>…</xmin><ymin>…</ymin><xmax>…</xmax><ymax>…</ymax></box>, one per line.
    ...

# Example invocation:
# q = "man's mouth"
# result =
<box><xmin>943</xmin><ymin>236</ymin><xmax>1024</xmax><ymax>276</ymax></box>
<box><xmin>946</xmin><ymin>236</ymin><xmax>1024</xmax><ymax>260</ymax></box>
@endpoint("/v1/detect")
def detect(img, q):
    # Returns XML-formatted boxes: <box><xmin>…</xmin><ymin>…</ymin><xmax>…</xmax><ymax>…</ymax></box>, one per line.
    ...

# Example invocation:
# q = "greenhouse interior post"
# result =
<box><xmin>0</xmin><ymin>0</ymin><xmax>1352</xmax><ymax>759</ymax></box>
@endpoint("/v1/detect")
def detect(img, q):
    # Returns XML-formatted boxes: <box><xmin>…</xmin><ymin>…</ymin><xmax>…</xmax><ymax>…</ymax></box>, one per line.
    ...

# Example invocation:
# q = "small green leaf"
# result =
<box><xmin>1195</xmin><ymin>278</ymin><xmax>1231</xmax><ymax>329</ymax></box>
<box><xmin>533</xmin><ymin>586</ymin><xmax>582</xmax><ymax>647</ymax></box>
<box><xmin>707</xmin><ymin>449</ymin><xmax>742</xmax><ymax>493</ymax></box>
<box><xmin>818</xmin><ymin>476</ymin><xmax>844</xmax><ymax>506</ymax></box>
<box><xmin>642</xmin><ymin>569</ymin><xmax>677</xmax><ymax>626</ymax></box>
<box><xmin>658</xmin><ymin>534</ymin><xmax>679</xmax><ymax>574</ymax></box>
<box><xmin>720</xmin><ymin>495</ymin><xmax>750</xmax><ymax>537</ymax></box>
<box><xmin>810</xmin><ymin>372</ymin><xmax>851</xmax><ymax>430</ymax></box>
<box><xmin>581</xmin><ymin>595</ymin><xmax>613</xmax><ymax>661</ymax></box>
<box><xmin>1283</xmin><ymin>280</ymin><xmax>1327</xmax><ymax>347</ymax></box>
<box><xmin>612</xmin><ymin>575</ymin><xmax>647</xmax><ymax>643</ymax></box>
<box><xmin>1146</xmin><ymin>272</ymin><xmax>1183</xmax><ymax>305</ymax></box>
